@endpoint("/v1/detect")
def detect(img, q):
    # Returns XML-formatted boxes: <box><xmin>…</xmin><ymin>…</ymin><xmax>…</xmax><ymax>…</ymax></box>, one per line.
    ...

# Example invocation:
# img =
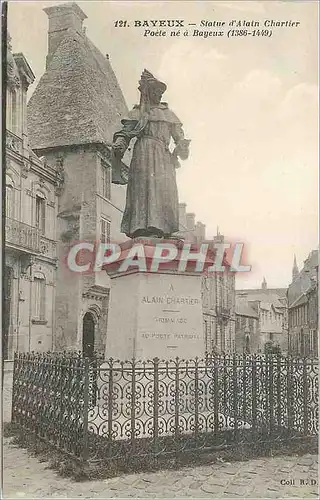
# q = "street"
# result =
<box><xmin>3</xmin><ymin>437</ymin><xmax>318</xmax><ymax>498</ymax></box>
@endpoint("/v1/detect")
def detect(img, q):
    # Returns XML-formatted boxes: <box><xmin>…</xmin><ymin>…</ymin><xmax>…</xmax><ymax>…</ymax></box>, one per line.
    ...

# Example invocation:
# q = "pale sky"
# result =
<box><xmin>8</xmin><ymin>0</ymin><xmax>319</xmax><ymax>289</ymax></box>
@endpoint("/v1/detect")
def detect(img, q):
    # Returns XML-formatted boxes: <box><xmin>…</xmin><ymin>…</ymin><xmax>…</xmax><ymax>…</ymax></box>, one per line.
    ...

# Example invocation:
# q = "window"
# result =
<box><xmin>12</xmin><ymin>90</ymin><xmax>17</xmax><ymax>134</ymax></box>
<box><xmin>100</xmin><ymin>217</ymin><xmax>111</xmax><ymax>243</ymax></box>
<box><xmin>6</xmin><ymin>176</ymin><xmax>14</xmax><ymax>219</ymax></box>
<box><xmin>6</xmin><ymin>90</ymin><xmax>12</xmax><ymax>130</ymax></box>
<box><xmin>33</xmin><ymin>274</ymin><xmax>46</xmax><ymax>320</ymax></box>
<box><xmin>204</xmin><ymin>319</ymin><xmax>208</xmax><ymax>352</ymax></box>
<box><xmin>101</xmin><ymin>161</ymin><xmax>111</xmax><ymax>200</ymax></box>
<box><xmin>35</xmin><ymin>194</ymin><xmax>46</xmax><ymax>233</ymax></box>
<box><xmin>305</xmin><ymin>304</ymin><xmax>308</xmax><ymax>323</ymax></box>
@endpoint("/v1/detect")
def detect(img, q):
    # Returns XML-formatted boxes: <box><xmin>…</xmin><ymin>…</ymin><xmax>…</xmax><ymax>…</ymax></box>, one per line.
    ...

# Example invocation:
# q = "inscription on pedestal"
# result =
<box><xmin>137</xmin><ymin>275</ymin><xmax>204</xmax><ymax>358</ymax></box>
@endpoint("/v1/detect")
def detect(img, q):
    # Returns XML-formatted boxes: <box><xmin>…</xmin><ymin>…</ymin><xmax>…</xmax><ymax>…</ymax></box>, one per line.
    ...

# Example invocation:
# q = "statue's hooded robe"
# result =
<box><xmin>113</xmin><ymin>72</ymin><xmax>189</xmax><ymax>238</ymax></box>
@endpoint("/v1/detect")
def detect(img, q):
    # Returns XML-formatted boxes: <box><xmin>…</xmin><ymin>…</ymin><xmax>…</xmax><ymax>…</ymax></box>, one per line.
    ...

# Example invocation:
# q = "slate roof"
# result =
<box><xmin>288</xmin><ymin>250</ymin><xmax>318</xmax><ymax>307</ymax></box>
<box><xmin>235</xmin><ymin>300</ymin><xmax>259</xmax><ymax>319</ymax></box>
<box><xmin>237</xmin><ymin>289</ymin><xmax>287</xmax><ymax>308</ymax></box>
<box><xmin>27</xmin><ymin>30</ymin><xmax>128</xmax><ymax>150</ymax></box>
<box><xmin>237</xmin><ymin>288</ymin><xmax>287</xmax><ymax>299</ymax></box>
<box><xmin>290</xmin><ymin>293</ymin><xmax>308</xmax><ymax>309</ymax></box>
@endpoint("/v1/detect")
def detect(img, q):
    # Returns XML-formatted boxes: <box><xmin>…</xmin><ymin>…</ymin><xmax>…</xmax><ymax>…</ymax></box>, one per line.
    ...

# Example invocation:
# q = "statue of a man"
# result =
<box><xmin>112</xmin><ymin>70</ymin><xmax>190</xmax><ymax>239</ymax></box>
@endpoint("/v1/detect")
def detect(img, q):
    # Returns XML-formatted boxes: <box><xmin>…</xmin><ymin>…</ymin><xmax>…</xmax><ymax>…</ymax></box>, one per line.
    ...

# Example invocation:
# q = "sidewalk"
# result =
<box><xmin>3</xmin><ymin>437</ymin><xmax>318</xmax><ymax>499</ymax></box>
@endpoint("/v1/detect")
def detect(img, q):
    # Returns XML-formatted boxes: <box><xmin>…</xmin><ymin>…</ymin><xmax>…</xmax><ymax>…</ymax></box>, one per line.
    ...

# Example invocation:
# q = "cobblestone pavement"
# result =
<box><xmin>3</xmin><ymin>437</ymin><xmax>319</xmax><ymax>499</ymax></box>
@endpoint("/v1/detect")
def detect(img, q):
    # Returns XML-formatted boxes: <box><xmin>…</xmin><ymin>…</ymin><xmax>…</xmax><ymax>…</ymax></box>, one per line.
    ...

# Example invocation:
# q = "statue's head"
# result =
<box><xmin>139</xmin><ymin>69</ymin><xmax>167</xmax><ymax>105</ymax></box>
<box><xmin>148</xmin><ymin>83</ymin><xmax>166</xmax><ymax>104</ymax></box>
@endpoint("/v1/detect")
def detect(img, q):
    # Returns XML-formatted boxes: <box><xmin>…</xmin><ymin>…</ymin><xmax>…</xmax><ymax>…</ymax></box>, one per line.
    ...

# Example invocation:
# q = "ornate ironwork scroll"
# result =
<box><xmin>12</xmin><ymin>352</ymin><xmax>318</xmax><ymax>465</ymax></box>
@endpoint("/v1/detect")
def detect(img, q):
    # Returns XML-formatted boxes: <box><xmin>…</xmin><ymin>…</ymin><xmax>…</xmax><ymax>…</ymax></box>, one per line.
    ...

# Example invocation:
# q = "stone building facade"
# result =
<box><xmin>235</xmin><ymin>298</ymin><xmax>259</xmax><ymax>353</ymax></box>
<box><xmin>4</xmin><ymin>37</ymin><xmax>59</xmax><ymax>359</ymax></box>
<box><xmin>288</xmin><ymin>250</ymin><xmax>318</xmax><ymax>357</ymax></box>
<box><xmin>236</xmin><ymin>279</ymin><xmax>288</xmax><ymax>353</ymax></box>
<box><xmin>177</xmin><ymin>204</ymin><xmax>236</xmax><ymax>354</ymax></box>
<box><xmin>26</xmin><ymin>2</ymin><xmax>128</xmax><ymax>356</ymax></box>
<box><xmin>6</xmin><ymin>2</ymin><xmax>236</xmax><ymax>358</ymax></box>
<box><xmin>202</xmin><ymin>271</ymin><xmax>236</xmax><ymax>354</ymax></box>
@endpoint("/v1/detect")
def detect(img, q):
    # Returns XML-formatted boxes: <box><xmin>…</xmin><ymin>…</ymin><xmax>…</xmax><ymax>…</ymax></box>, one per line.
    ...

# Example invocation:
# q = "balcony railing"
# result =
<box><xmin>5</xmin><ymin>218</ymin><xmax>40</xmax><ymax>253</ymax></box>
<box><xmin>39</xmin><ymin>236</ymin><xmax>57</xmax><ymax>258</ymax></box>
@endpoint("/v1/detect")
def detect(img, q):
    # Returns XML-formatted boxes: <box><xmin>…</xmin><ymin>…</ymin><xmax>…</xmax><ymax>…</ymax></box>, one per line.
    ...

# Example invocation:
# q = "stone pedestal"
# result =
<box><xmin>104</xmin><ymin>238</ymin><xmax>208</xmax><ymax>360</ymax></box>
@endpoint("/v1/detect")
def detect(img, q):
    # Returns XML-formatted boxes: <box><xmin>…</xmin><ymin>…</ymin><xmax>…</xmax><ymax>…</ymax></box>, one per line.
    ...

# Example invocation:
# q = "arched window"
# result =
<box><xmin>33</xmin><ymin>272</ymin><xmax>46</xmax><ymax>320</ymax></box>
<box><xmin>6</xmin><ymin>175</ymin><xmax>14</xmax><ymax>219</ymax></box>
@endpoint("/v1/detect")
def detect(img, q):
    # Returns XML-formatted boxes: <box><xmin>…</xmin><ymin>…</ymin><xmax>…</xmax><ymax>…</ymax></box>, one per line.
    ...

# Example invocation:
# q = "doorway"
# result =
<box><xmin>82</xmin><ymin>312</ymin><xmax>95</xmax><ymax>357</ymax></box>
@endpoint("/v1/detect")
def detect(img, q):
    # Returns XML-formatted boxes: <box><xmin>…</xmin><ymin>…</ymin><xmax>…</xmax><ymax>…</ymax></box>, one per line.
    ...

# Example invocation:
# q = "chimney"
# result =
<box><xmin>236</xmin><ymin>292</ymin><xmax>248</xmax><ymax>306</ymax></box>
<box><xmin>179</xmin><ymin>202</ymin><xmax>187</xmax><ymax>232</ymax></box>
<box><xmin>44</xmin><ymin>2</ymin><xmax>87</xmax><ymax>68</ymax></box>
<box><xmin>186</xmin><ymin>212</ymin><xmax>195</xmax><ymax>232</ymax></box>
<box><xmin>195</xmin><ymin>221</ymin><xmax>206</xmax><ymax>243</ymax></box>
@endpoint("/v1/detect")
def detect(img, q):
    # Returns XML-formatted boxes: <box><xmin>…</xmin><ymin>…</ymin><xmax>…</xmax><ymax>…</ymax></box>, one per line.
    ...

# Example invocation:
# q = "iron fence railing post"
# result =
<box><xmin>58</xmin><ymin>357</ymin><xmax>64</xmax><ymax>448</ymax></box>
<box><xmin>11</xmin><ymin>352</ymin><xmax>18</xmax><ymax>423</ymax></box>
<box><xmin>153</xmin><ymin>357</ymin><xmax>159</xmax><ymax>458</ymax></box>
<box><xmin>213</xmin><ymin>356</ymin><xmax>219</xmax><ymax>439</ymax></box>
<box><xmin>223</xmin><ymin>354</ymin><xmax>227</xmax><ymax>419</ymax></box>
<box><xmin>82</xmin><ymin>357</ymin><xmax>90</xmax><ymax>462</ymax></box>
<box><xmin>287</xmin><ymin>355</ymin><xmax>293</xmax><ymax>434</ymax></box>
<box><xmin>174</xmin><ymin>358</ymin><xmax>180</xmax><ymax>445</ymax></box>
<box><xmin>268</xmin><ymin>354</ymin><xmax>274</xmax><ymax>438</ymax></box>
<box><xmin>302</xmin><ymin>357</ymin><xmax>308</xmax><ymax>435</ymax></box>
<box><xmin>276</xmin><ymin>354</ymin><xmax>282</xmax><ymax>432</ymax></box>
<box><xmin>194</xmin><ymin>357</ymin><xmax>199</xmax><ymax>444</ymax></box>
<box><xmin>107</xmin><ymin>359</ymin><xmax>114</xmax><ymax>455</ymax></box>
<box><xmin>232</xmin><ymin>354</ymin><xmax>238</xmax><ymax>440</ymax></box>
<box><xmin>251</xmin><ymin>355</ymin><xmax>257</xmax><ymax>433</ymax></box>
<box><xmin>131</xmin><ymin>359</ymin><xmax>136</xmax><ymax>450</ymax></box>
<box><xmin>242</xmin><ymin>354</ymin><xmax>247</xmax><ymax>424</ymax></box>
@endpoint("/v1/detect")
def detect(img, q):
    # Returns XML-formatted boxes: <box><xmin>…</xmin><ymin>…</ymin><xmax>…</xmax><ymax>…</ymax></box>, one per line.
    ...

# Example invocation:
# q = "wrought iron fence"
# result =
<box><xmin>11</xmin><ymin>352</ymin><xmax>318</xmax><ymax>464</ymax></box>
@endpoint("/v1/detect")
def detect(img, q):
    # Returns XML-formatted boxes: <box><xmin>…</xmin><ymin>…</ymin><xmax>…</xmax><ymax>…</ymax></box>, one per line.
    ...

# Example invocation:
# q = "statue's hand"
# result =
<box><xmin>173</xmin><ymin>139</ymin><xmax>190</xmax><ymax>161</ymax></box>
<box><xmin>113</xmin><ymin>137</ymin><xmax>127</xmax><ymax>159</ymax></box>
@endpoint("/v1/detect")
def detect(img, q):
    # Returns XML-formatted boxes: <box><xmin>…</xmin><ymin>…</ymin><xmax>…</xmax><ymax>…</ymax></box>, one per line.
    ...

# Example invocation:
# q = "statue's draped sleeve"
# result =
<box><xmin>113</xmin><ymin>106</ymin><xmax>150</xmax><ymax>151</ymax></box>
<box><xmin>112</xmin><ymin>104</ymin><xmax>190</xmax><ymax>182</ymax></box>
<box><xmin>112</xmin><ymin>118</ymin><xmax>141</xmax><ymax>185</ymax></box>
<box><xmin>113</xmin><ymin>119</ymin><xmax>139</xmax><ymax>150</ymax></box>
<box><xmin>111</xmin><ymin>116</ymin><xmax>142</xmax><ymax>185</ymax></box>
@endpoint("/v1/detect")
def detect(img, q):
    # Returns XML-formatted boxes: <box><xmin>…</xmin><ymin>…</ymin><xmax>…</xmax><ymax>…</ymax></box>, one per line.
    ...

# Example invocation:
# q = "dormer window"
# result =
<box><xmin>6</xmin><ymin>42</ymin><xmax>35</xmax><ymax>137</ymax></box>
<box><xmin>7</xmin><ymin>41</ymin><xmax>21</xmax><ymax>135</ymax></box>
